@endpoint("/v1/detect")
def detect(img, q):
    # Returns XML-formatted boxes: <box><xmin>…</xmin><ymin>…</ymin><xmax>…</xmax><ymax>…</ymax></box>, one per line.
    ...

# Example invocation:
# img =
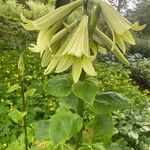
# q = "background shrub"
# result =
<box><xmin>129</xmin><ymin>36</ymin><xmax>150</xmax><ymax>58</ymax></box>
<box><xmin>131</xmin><ymin>59</ymin><xmax>150</xmax><ymax>90</ymax></box>
<box><xmin>0</xmin><ymin>0</ymin><xmax>52</xmax><ymax>51</ymax></box>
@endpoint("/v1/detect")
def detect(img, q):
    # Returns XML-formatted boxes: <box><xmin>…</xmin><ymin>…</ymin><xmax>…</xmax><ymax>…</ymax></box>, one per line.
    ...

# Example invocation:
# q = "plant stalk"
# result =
<box><xmin>76</xmin><ymin>0</ymin><xmax>89</xmax><ymax>148</ymax></box>
<box><xmin>20</xmin><ymin>76</ymin><xmax>28</xmax><ymax>150</ymax></box>
<box><xmin>76</xmin><ymin>98</ymin><xmax>84</xmax><ymax>149</ymax></box>
<box><xmin>75</xmin><ymin>71</ymin><xmax>86</xmax><ymax>150</ymax></box>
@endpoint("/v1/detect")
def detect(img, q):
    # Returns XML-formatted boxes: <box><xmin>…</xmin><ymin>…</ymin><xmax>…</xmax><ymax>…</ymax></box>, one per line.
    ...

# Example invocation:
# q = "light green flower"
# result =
<box><xmin>62</xmin><ymin>15</ymin><xmax>90</xmax><ymax>57</ymax></box>
<box><xmin>44</xmin><ymin>15</ymin><xmax>96</xmax><ymax>83</ymax></box>
<box><xmin>93</xmin><ymin>0</ymin><xmax>146</xmax><ymax>53</ymax></box>
<box><xmin>20</xmin><ymin>0</ymin><xmax>83</xmax><ymax>31</ymax></box>
<box><xmin>29</xmin><ymin>21</ymin><xmax>62</xmax><ymax>55</ymax></box>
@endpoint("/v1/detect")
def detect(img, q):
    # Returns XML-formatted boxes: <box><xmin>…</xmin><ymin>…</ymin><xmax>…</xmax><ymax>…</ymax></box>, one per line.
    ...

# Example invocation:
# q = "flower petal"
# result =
<box><xmin>99</xmin><ymin>0</ymin><xmax>131</xmax><ymax>35</ymax></box>
<box><xmin>131</xmin><ymin>22</ymin><xmax>146</xmax><ymax>31</ymax></box>
<box><xmin>122</xmin><ymin>30</ymin><xmax>135</xmax><ymax>45</ymax></box>
<box><xmin>55</xmin><ymin>55</ymin><xmax>74</xmax><ymax>73</ymax></box>
<box><xmin>72</xmin><ymin>58</ymin><xmax>82</xmax><ymax>83</ymax></box>
<box><xmin>82</xmin><ymin>55</ymin><xmax>97</xmax><ymax>76</ymax></box>
<box><xmin>115</xmin><ymin>33</ymin><xmax>126</xmax><ymax>53</ymax></box>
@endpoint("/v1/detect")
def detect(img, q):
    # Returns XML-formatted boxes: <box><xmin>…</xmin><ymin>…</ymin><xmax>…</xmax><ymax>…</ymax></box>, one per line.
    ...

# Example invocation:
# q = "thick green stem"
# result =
<box><xmin>76</xmin><ymin>98</ymin><xmax>84</xmax><ymax>149</ymax></box>
<box><xmin>20</xmin><ymin>76</ymin><xmax>28</xmax><ymax>150</ymax></box>
<box><xmin>76</xmin><ymin>0</ymin><xmax>89</xmax><ymax>148</ymax></box>
<box><xmin>76</xmin><ymin>71</ymin><xmax>86</xmax><ymax>150</ymax></box>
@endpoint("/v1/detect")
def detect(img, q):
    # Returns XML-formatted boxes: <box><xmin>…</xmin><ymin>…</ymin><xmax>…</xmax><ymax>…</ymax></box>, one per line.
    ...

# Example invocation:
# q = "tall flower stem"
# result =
<box><xmin>75</xmin><ymin>71</ymin><xmax>86</xmax><ymax>150</ymax></box>
<box><xmin>76</xmin><ymin>0</ymin><xmax>89</xmax><ymax>149</ymax></box>
<box><xmin>20</xmin><ymin>75</ymin><xmax>28</xmax><ymax>150</ymax></box>
<box><xmin>18</xmin><ymin>54</ymin><xmax>28</xmax><ymax>150</ymax></box>
<box><xmin>76</xmin><ymin>98</ymin><xmax>84</xmax><ymax>149</ymax></box>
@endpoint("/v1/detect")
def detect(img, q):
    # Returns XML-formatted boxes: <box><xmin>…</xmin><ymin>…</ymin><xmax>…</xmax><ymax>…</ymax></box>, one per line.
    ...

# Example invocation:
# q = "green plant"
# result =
<box><xmin>129</xmin><ymin>36</ymin><xmax>150</xmax><ymax>58</ymax></box>
<box><xmin>0</xmin><ymin>50</ymin><xmax>149</xmax><ymax>150</ymax></box>
<box><xmin>131</xmin><ymin>59</ymin><xmax>150</xmax><ymax>90</ymax></box>
<box><xmin>18</xmin><ymin>0</ymin><xmax>147</xmax><ymax>149</ymax></box>
<box><xmin>0</xmin><ymin>0</ymin><xmax>53</xmax><ymax>51</ymax></box>
<box><xmin>1</xmin><ymin>0</ymin><xmax>148</xmax><ymax>149</ymax></box>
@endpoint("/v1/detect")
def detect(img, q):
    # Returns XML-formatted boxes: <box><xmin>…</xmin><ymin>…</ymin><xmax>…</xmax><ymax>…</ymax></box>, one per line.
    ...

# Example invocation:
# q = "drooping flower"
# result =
<box><xmin>44</xmin><ymin>15</ymin><xmax>96</xmax><ymax>83</ymax></box>
<box><xmin>93</xmin><ymin>0</ymin><xmax>146</xmax><ymax>53</ymax></box>
<box><xmin>28</xmin><ymin>21</ymin><xmax>63</xmax><ymax>55</ymax></box>
<box><xmin>20</xmin><ymin>0</ymin><xmax>83</xmax><ymax>30</ymax></box>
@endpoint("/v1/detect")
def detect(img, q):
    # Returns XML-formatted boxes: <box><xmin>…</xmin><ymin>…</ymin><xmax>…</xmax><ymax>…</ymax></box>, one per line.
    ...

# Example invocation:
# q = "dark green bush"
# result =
<box><xmin>131</xmin><ymin>59</ymin><xmax>150</xmax><ymax>90</ymax></box>
<box><xmin>129</xmin><ymin>36</ymin><xmax>150</xmax><ymax>58</ymax></box>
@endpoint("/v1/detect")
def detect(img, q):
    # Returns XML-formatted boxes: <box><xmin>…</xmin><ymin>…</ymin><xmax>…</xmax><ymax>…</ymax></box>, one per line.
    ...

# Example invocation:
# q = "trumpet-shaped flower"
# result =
<box><xmin>44</xmin><ymin>15</ymin><xmax>96</xmax><ymax>83</ymax></box>
<box><xmin>62</xmin><ymin>15</ymin><xmax>90</xmax><ymax>57</ymax></box>
<box><xmin>97</xmin><ymin>0</ymin><xmax>146</xmax><ymax>34</ymax></box>
<box><xmin>45</xmin><ymin>54</ymin><xmax>96</xmax><ymax>83</ymax></box>
<box><xmin>93</xmin><ymin>0</ymin><xmax>146</xmax><ymax>53</ymax></box>
<box><xmin>29</xmin><ymin>21</ymin><xmax>62</xmax><ymax>55</ymax></box>
<box><xmin>20</xmin><ymin>0</ymin><xmax>83</xmax><ymax>31</ymax></box>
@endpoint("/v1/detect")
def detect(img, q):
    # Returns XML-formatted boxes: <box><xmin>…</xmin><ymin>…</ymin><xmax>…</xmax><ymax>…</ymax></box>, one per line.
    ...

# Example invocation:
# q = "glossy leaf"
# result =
<box><xmin>91</xmin><ymin>92</ymin><xmax>129</xmax><ymax>114</ymax></box>
<box><xmin>35</xmin><ymin>120</ymin><xmax>50</xmax><ymax>140</ymax></box>
<box><xmin>43</xmin><ymin>75</ymin><xmax>72</xmax><ymax>97</ymax></box>
<box><xmin>49</xmin><ymin>107</ymin><xmax>83</xmax><ymax>145</ymax></box>
<box><xmin>86</xmin><ymin>113</ymin><xmax>113</xmax><ymax>144</ymax></box>
<box><xmin>57</xmin><ymin>93</ymin><xmax>78</xmax><ymax>111</ymax></box>
<box><xmin>72</xmin><ymin>78</ymin><xmax>98</xmax><ymax>105</ymax></box>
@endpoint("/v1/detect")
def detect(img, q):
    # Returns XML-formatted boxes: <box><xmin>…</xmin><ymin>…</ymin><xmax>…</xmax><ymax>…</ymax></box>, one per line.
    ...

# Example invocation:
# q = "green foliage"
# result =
<box><xmin>72</xmin><ymin>78</ymin><xmax>99</xmax><ymax>105</ymax></box>
<box><xmin>95</xmin><ymin>62</ymin><xmax>150</xmax><ymax>149</ymax></box>
<box><xmin>43</xmin><ymin>75</ymin><xmax>72</xmax><ymax>97</ymax></box>
<box><xmin>90</xmin><ymin>92</ymin><xmax>129</xmax><ymax>114</ymax></box>
<box><xmin>129</xmin><ymin>0</ymin><xmax>150</xmax><ymax>35</ymax></box>
<box><xmin>129</xmin><ymin>36</ymin><xmax>150</xmax><ymax>57</ymax></box>
<box><xmin>86</xmin><ymin>113</ymin><xmax>113</xmax><ymax>144</ymax></box>
<box><xmin>0</xmin><ymin>50</ymin><xmax>57</xmax><ymax>148</ymax></box>
<box><xmin>35</xmin><ymin>120</ymin><xmax>50</xmax><ymax>140</ymax></box>
<box><xmin>49</xmin><ymin>107</ymin><xmax>83</xmax><ymax>145</ymax></box>
<box><xmin>8</xmin><ymin>109</ymin><xmax>27</xmax><ymax>125</ymax></box>
<box><xmin>131</xmin><ymin>59</ymin><xmax>150</xmax><ymax>89</ymax></box>
<box><xmin>7</xmin><ymin>84</ymin><xmax>20</xmax><ymax>93</ymax></box>
<box><xmin>0</xmin><ymin>52</ymin><xmax>150</xmax><ymax>150</ymax></box>
<box><xmin>0</xmin><ymin>0</ymin><xmax>52</xmax><ymax>51</ymax></box>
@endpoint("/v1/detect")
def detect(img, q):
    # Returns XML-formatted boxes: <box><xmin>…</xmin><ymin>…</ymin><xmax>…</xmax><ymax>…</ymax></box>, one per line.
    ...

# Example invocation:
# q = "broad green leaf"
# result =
<box><xmin>8</xmin><ymin>109</ymin><xmax>27</xmax><ymax>125</ymax></box>
<box><xmin>7</xmin><ymin>84</ymin><xmax>20</xmax><ymax>93</ymax></box>
<box><xmin>49</xmin><ymin>107</ymin><xmax>83</xmax><ymax>145</ymax></box>
<box><xmin>72</xmin><ymin>78</ymin><xmax>98</xmax><ymax>105</ymax></box>
<box><xmin>6</xmin><ymin>140</ymin><xmax>24</xmax><ymax>150</ymax></box>
<box><xmin>25</xmin><ymin>88</ymin><xmax>36</xmax><ymax>97</ymax></box>
<box><xmin>57</xmin><ymin>93</ymin><xmax>78</xmax><ymax>111</ymax></box>
<box><xmin>90</xmin><ymin>92</ymin><xmax>129</xmax><ymax>114</ymax></box>
<box><xmin>35</xmin><ymin>120</ymin><xmax>50</xmax><ymax>140</ymax></box>
<box><xmin>86</xmin><ymin>113</ymin><xmax>113</xmax><ymax>144</ymax></box>
<box><xmin>43</xmin><ymin>75</ymin><xmax>72</xmax><ymax>97</ymax></box>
